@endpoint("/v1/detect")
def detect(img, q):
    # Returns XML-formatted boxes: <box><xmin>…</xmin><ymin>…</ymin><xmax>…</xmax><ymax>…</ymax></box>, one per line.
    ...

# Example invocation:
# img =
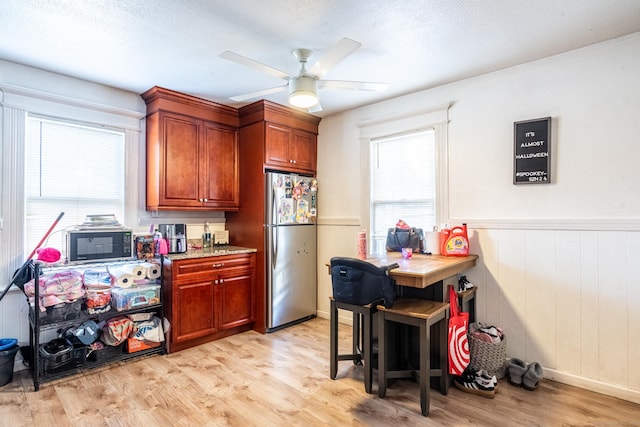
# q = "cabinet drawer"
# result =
<box><xmin>173</xmin><ymin>253</ymin><xmax>256</xmax><ymax>281</ymax></box>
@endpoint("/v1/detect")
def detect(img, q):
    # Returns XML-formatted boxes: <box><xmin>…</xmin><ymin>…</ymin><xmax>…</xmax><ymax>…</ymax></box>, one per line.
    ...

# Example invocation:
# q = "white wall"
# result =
<box><xmin>316</xmin><ymin>32</ymin><xmax>640</xmax><ymax>404</ymax></box>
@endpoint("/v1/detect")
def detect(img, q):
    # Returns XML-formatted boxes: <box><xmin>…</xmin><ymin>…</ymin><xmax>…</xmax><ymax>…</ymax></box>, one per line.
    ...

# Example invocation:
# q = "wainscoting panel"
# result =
<box><xmin>320</xmin><ymin>224</ymin><xmax>640</xmax><ymax>403</ymax></box>
<box><xmin>467</xmin><ymin>227</ymin><xmax>640</xmax><ymax>403</ymax></box>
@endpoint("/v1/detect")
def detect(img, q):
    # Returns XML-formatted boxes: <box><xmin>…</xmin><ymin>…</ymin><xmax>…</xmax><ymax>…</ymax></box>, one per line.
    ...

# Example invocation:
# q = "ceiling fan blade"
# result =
<box><xmin>220</xmin><ymin>51</ymin><xmax>292</xmax><ymax>80</ymax></box>
<box><xmin>306</xmin><ymin>38</ymin><xmax>361</xmax><ymax>78</ymax></box>
<box><xmin>307</xmin><ymin>102</ymin><xmax>323</xmax><ymax>113</ymax></box>
<box><xmin>318</xmin><ymin>80</ymin><xmax>389</xmax><ymax>92</ymax></box>
<box><xmin>229</xmin><ymin>85</ymin><xmax>288</xmax><ymax>102</ymax></box>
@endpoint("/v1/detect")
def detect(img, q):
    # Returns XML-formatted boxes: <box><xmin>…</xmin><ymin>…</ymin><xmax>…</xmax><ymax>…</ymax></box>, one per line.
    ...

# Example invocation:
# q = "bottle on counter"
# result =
<box><xmin>153</xmin><ymin>229</ymin><xmax>163</xmax><ymax>255</ymax></box>
<box><xmin>203</xmin><ymin>222</ymin><xmax>212</xmax><ymax>251</ymax></box>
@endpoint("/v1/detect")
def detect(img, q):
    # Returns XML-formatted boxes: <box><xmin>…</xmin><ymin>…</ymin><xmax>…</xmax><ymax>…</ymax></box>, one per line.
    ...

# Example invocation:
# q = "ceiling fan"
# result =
<box><xmin>220</xmin><ymin>38</ymin><xmax>388</xmax><ymax>112</ymax></box>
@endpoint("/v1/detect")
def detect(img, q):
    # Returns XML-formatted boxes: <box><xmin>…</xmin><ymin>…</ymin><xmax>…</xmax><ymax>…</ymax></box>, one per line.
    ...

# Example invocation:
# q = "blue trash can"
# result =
<box><xmin>0</xmin><ymin>338</ymin><xmax>19</xmax><ymax>387</ymax></box>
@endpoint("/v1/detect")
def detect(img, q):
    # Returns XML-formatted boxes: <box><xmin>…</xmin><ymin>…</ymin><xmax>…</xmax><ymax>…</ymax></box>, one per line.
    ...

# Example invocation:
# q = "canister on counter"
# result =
<box><xmin>357</xmin><ymin>229</ymin><xmax>367</xmax><ymax>260</ymax></box>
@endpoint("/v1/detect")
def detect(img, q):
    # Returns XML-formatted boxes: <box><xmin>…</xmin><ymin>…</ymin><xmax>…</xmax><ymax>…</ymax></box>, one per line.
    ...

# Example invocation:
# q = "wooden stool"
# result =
<box><xmin>377</xmin><ymin>298</ymin><xmax>450</xmax><ymax>416</ymax></box>
<box><xmin>329</xmin><ymin>297</ymin><xmax>376</xmax><ymax>394</ymax></box>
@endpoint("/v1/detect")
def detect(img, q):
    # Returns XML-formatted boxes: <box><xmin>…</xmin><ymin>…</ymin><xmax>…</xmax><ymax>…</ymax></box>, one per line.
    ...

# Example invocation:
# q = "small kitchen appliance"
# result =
<box><xmin>158</xmin><ymin>224</ymin><xmax>187</xmax><ymax>253</ymax></box>
<box><xmin>65</xmin><ymin>229</ymin><xmax>133</xmax><ymax>263</ymax></box>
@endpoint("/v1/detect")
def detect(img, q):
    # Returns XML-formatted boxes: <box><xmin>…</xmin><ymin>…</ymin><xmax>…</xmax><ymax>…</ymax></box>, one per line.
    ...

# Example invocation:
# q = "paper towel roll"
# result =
<box><xmin>142</xmin><ymin>262</ymin><xmax>161</xmax><ymax>280</ymax></box>
<box><xmin>425</xmin><ymin>231</ymin><xmax>441</xmax><ymax>255</ymax></box>
<box><xmin>132</xmin><ymin>265</ymin><xmax>146</xmax><ymax>279</ymax></box>
<box><xmin>114</xmin><ymin>273</ymin><xmax>135</xmax><ymax>288</ymax></box>
<box><xmin>109</xmin><ymin>264</ymin><xmax>145</xmax><ymax>278</ymax></box>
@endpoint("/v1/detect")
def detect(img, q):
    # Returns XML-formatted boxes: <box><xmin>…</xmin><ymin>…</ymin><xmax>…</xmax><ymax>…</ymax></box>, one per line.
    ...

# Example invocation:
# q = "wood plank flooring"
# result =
<box><xmin>1</xmin><ymin>317</ymin><xmax>638</xmax><ymax>426</ymax></box>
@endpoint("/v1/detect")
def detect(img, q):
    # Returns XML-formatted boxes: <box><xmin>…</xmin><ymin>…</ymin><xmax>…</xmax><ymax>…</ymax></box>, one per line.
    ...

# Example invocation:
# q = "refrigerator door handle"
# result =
<box><xmin>271</xmin><ymin>226</ymin><xmax>278</xmax><ymax>270</ymax></box>
<box><xmin>272</xmin><ymin>184</ymin><xmax>278</xmax><ymax>226</ymax></box>
<box><xmin>271</xmin><ymin>184</ymin><xmax>279</xmax><ymax>270</ymax></box>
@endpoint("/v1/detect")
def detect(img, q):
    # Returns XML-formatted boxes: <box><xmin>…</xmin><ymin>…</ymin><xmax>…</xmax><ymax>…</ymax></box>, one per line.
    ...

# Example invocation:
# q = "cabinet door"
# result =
<box><xmin>264</xmin><ymin>123</ymin><xmax>316</xmax><ymax>174</ymax></box>
<box><xmin>218</xmin><ymin>269</ymin><xmax>255</xmax><ymax>330</ymax></box>
<box><xmin>160</xmin><ymin>113</ymin><xmax>202</xmax><ymax>207</ymax></box>
<box><xmin>200</xmin><ymin>123</ymin><xmax>240</xmax><ymax>209</ymax></box>
<box><xmin>174</xmin><ymin>280</ymin><xmax>218</xmax><ymax>343</ymax></box>
<box><xmin>290</xmin><ymin>130</ymin><xmax>317</xmax><ymax>174</ymax></box>
<box><xmin>264</xmin><ymin>123</ymin><xmax>292</xmax><ymax>169</ymax></box>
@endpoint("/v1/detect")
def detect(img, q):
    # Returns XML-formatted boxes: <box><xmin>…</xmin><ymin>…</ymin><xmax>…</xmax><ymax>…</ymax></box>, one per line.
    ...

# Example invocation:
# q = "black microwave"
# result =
<box><xmin>65</xmin><ymin>229</ymin><xmax>133</xmax><ymax>263</ymax></box>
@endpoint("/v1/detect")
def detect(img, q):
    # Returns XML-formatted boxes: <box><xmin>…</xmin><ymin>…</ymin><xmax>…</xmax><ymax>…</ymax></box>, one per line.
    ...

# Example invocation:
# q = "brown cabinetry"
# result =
<box><xmin>239</xmin><ymin>100</ymin><xmax>321</xmax><ymax>176</ymax></box>
<box><xmin>163</xmin><ymin>252</ymin><xmax>256</xmax><ymax>352</ymax></box>
<box><xmin>142</xmin><ymin>86</ymin><xmax>240</xmax><ymax>211</ymax></box>
<box><xmin>265</xmin><ymin>122</ymin><xmax>317</xmax><ymax>174</ymax></box>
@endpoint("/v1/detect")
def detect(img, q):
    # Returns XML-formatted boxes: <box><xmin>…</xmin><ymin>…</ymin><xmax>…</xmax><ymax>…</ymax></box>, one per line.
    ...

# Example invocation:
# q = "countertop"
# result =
<box><xmin>162</xmin><ymin>245</ymin><xmax>257</xmax><ymax>261</ymax></box>
<box><xmin>366</xmin><ymin>253</ymin><xmax>478</xmax><ymax>288</ymax></box>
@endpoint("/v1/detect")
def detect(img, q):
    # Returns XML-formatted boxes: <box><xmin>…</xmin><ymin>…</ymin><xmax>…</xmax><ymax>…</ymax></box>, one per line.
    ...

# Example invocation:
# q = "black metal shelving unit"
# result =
<box><xmin>25</xmin><ymin>259</ymin><xmax>165</xmax><ymax>391</ymax></box>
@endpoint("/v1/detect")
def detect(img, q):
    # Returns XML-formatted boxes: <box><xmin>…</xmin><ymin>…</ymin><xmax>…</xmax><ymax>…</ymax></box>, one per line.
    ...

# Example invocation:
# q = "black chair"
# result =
<box><xmin>329</xmin><ymin>257</ymin><xmax>397</xmax><ymax>394</ymax></box>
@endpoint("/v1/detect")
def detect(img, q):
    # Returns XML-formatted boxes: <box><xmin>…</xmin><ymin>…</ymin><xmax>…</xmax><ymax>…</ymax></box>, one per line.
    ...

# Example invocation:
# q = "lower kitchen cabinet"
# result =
<box><xmin>163</xmin><ymin>252</ymin><xmax>256</xmax><ymax>352</ymax></box>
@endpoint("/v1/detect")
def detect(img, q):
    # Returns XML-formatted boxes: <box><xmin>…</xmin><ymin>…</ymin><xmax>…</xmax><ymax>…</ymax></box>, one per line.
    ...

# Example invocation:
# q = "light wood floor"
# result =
<box><xmin>1</xmin><ymin>317</ymin><xmax>638</xmax><ymax>426</ymax></box>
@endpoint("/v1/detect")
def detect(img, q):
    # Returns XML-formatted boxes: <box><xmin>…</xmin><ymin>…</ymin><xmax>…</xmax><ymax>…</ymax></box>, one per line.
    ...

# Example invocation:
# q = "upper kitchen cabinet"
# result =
<box><xmin>239</xmin><ymin>100</ymin><xmax>321</xmax><ymax>175</ymax></box>
<box><xmin>142</xmin><ymin>86</ymin><xmax>240</xmax><ymax>211</ymax></box>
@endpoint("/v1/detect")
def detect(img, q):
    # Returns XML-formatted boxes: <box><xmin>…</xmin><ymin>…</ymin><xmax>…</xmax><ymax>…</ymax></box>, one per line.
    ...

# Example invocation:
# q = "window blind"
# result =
<box><xmin>24</xmin><ymin>116</ymin><xmax>125</xmax><ymax>256</ymax></box>
<box><xmin>370</xmin><ymin>130</ymin><xmax>436</xmax><ymax>253</ymax></box>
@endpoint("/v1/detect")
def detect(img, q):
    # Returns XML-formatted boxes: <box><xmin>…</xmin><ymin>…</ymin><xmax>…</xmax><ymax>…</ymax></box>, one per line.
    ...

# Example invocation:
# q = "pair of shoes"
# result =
<box><xmin>453</xmin><ymin>371</ymin><xmax>496</xmax><ymax>398</ymax></box>
<box><xmin>471</xmin><ymin>369</ymin><xmax>498</xmax><ymax>391</ymax></box>
<box><xmin>458</xmin><ymin>275</ymin><xmax>475</xmax><ymax>291</ymax></box>
<box><xmin>507</xmin><ymin>358</ymin><xmax>543</xmax><ymax>390</ymax></box>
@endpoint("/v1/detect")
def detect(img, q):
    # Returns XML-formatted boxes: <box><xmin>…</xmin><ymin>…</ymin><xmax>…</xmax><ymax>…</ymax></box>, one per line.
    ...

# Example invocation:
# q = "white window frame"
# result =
<box><xmin>357</xmin><ymin>103</ymin><xmax>451</xmax><ymax>251</ymax></box>
<box><xmin>0</xmin><ymin>84</ymin><xmax>143</xmax><ymax>284</ymax></box>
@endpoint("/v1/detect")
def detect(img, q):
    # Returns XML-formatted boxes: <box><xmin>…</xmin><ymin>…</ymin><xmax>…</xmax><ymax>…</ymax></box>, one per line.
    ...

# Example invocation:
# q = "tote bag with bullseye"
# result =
<box><xmin>448</xmin><ymin>284</ymin><xmax>470</xmax><ymax>375</ymax></box>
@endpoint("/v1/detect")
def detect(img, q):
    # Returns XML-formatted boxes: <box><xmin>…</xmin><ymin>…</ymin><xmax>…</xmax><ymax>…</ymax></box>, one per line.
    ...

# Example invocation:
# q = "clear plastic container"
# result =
<box><xmin>112</xmin><ymin>284</ymin><xmax>160</xmax><ymax>311</ymax></box>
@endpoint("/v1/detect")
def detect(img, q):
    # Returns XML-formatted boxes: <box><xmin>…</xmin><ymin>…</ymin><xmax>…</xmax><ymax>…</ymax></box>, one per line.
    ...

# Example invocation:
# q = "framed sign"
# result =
<box><xmin>514</xmin><ymin>117</ymin><xmax>551</xmax><ymax>184</ymax></box>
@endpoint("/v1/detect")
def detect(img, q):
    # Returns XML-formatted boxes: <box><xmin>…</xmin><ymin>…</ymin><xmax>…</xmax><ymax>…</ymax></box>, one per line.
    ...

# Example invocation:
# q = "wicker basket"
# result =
<box><xmin>468</xmin><ymin>334</ymin><xmax>507</xmax><ymax>379</ymax></box>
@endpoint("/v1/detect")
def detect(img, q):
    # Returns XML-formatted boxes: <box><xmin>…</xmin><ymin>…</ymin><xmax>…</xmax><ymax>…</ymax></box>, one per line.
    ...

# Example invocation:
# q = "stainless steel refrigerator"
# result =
<box><xmin>266</xmin><ymin>172</ymin><xmax>318</xmax><ymax>331</ymax></box>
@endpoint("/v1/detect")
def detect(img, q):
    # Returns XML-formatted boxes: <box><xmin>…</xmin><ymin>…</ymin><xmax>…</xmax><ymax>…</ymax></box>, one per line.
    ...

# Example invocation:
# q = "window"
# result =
<box><xmin>24</xmin><ymin>116</ymin><xmax>126</xmax><ymax>256</ymax></box>
<box><xmin>358</xmin><ymin>103</ymin><xmax>450</xmax><ymax>255</ymax></box>
<box><xmin>370</xmin><ymin>130</ymin><xmax>436</xmax><ymax>253</ymax></box>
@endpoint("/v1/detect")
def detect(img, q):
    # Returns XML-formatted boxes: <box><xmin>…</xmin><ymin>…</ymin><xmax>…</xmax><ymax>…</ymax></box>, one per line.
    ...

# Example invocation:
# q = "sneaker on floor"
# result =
<box><xmin>476</xmin><ymin>370</ymin><xmax>498</xmax><ymax>390</ymax></box>
<box><xmin>453</xmin><ymin>375</ymin><xmax>496</xmax><ymax>398</ymax></box>
<box><xmin>459</xmin><ymin>369</ymin><xmax>498</xmax><ymax>390</ymax></box>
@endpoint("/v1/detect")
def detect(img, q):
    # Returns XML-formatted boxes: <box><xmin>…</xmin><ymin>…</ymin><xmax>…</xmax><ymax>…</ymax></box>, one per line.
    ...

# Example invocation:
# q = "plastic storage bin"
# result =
<box><xmin>112</xmin><ymin>284</ymin><xmax>160</xmax><ymax>311</ymax></box>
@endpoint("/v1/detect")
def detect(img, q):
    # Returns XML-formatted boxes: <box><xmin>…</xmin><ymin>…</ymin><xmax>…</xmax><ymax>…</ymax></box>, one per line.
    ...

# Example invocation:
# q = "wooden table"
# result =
<box><xmin>365</xmin><ymin>252</ymin><xmax>478</xmax><ymax>290</ymax></box>
<box><xmin>367</xmin><ymin>253</ymin><xmax>478</xmax><ymax>398</ymax></box>
<box><xmin>327</xmin><ymin>253</ymin><xmax>479</xmax><ymax>398</ymax></box>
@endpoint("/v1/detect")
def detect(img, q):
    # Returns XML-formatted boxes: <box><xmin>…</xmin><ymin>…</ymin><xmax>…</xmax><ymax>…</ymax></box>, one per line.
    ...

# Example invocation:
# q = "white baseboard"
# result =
<box><xmin>543</xmin><ymin>368</ymin><xmax>640</xmax><ymax>405</ymax></box>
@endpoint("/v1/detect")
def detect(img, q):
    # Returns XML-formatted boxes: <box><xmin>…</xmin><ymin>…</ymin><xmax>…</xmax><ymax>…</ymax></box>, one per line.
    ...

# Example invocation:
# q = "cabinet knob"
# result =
<box><xmin>203</xmin><ymin>198</ymin><xmax>208</xmax><ymax>202</ymax></box>
<box><xmin>199</xmin><ymin>198</ymin><xmax>203</xmax><ymax>202</ymax></box>
<box><xmin>212</xmin><ymin>263</ymin><xmax>225</xmax><ymax>268</ymax></box>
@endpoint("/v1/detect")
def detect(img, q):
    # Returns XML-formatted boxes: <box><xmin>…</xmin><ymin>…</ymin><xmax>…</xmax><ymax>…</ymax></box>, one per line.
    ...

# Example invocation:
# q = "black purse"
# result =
<box><xmin>385</xmin><ymin>227</ymin><xmax>426</xmax><ymax>253</ymax></box>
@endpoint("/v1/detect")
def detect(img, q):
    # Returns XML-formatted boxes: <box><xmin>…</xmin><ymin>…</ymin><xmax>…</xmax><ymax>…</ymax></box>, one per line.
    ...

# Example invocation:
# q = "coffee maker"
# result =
<box><xmin>158</xmin><ymin>224</ymin><xmax>187</xmax><ymax>253</ymax></box>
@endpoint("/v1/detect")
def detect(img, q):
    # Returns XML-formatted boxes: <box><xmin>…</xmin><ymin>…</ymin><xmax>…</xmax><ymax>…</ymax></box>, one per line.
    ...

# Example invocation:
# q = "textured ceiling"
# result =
<box><xmin>1</xmin><ymin>0</ymin><xmax>640</xmax><ymax>117</ymax></box>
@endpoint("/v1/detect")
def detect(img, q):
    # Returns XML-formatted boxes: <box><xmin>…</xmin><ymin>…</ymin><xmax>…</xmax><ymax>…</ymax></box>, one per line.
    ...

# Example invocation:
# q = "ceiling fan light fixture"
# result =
<box><xmin>289</xmin><ymin>76</ymin><xmax>319</xmax><ymax>108</ymax></box>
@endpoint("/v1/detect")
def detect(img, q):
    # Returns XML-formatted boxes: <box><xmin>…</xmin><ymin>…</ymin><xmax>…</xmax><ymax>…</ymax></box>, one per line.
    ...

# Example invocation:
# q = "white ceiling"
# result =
<box><xmin>1</xmin><ymin>0</ymin><xmax>640</xmax><ymax>117</ymax></box>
